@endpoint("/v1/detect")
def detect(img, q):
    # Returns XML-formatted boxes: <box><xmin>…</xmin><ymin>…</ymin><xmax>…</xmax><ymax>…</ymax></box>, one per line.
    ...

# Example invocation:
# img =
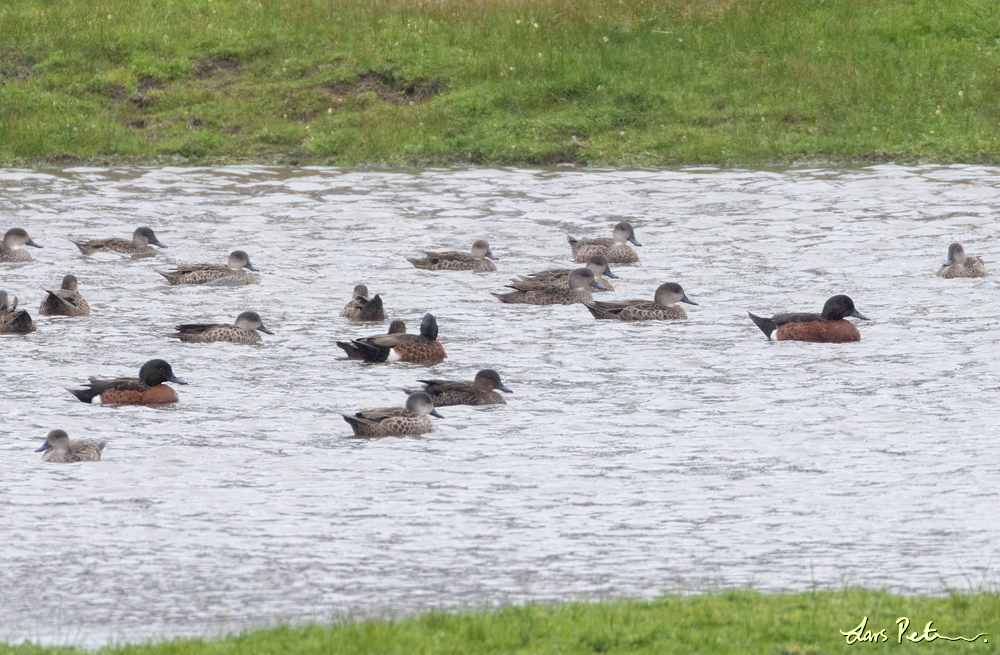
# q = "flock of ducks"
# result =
<box><xmin>4</xmin><ymin>219</ymin><xmax>987</xmax><ymax>461</ymax></box>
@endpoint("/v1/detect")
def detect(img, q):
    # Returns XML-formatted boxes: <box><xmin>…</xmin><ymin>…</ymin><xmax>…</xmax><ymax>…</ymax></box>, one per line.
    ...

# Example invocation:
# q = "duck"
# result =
<box><xmin>336</xmin><ymin>320</ymin><xmax>407</xmax><ymax>360</ymax></box>
<box><xmin>340</xmin><ymin>284</ymin><xmax>388</xmax><ymax>321</ymax></box>
<box><xmin>0</xmin><ymin>291</ymin><xmax>36</xmax><ymax>334</ymax></box>
<box><xmin>156</xmin><ymin>250</ymin><xmax>259</xmax><ymax>286</ymax></box>
<box><xmin>567</xmin><ymin>221</ymin><xmax>641</xmax><ymax>264</ymax></box>
<box><xmin>68</xmin><ymin>358</ymin><xmax>188</xmax><ymax>405</ymax></box>
<box><xmin>406</xmin><ymin>369</ymin><xmax>512</xmax><ymax>407</ymax></box>
<box><xmin>748</xmin><ymin>294</ymin><xmax>869</xmax><ymax>343</ymax></box>
<box><xmin>342</xmin><ymin>391</ymin><xmax>443</xmax><ymax>437</ymax></box>
<box><xmin>36</xmin><ymin>430</ymin><xmax>106</xmax><ymax>463</ymax></box>
<box><xmin>407</xmin><ymin>239</ymin><xmax>498</xmax><ymax>271</ymax></box>
<box><xmin>937</xmin><ymin>242</ymin><xmax>986</xmax><ymax>278</ymax></box>
<box><xmin>583</xmin><ymin>282</ymin><xmax>697</xmax><ymax>321</ymax></box>
<box><xmin>70</xmin><ymin>226</ymin><xmax>166</xmax><ymax>256</ymax></box>
<box><xmin>492</xmin><ymin>268</ymin><xmax>606</xmax><ymax>305</ymax></box>
<box><xmin>515</xmin><ymin>254</ymin><xmax>618</xmax><ymax>292</ymax></box>
<box><xmin>0</xmin><ymin>228</ymin><xmax>42</xmax><ymax>263</ymax></box>
<box><xmin>38</xmin><ymin>274</ymin><xmax>91</xmax><ymax>317</ymax></box>
<box><xmin>343</xmin><ymin>313</ymin><xmax>446</xmax><ymax>365</ymax></box>
<box><xmin>169</xmin><ymin>311</ymin><xmax>274</xmax><ymax>344</ymax></box>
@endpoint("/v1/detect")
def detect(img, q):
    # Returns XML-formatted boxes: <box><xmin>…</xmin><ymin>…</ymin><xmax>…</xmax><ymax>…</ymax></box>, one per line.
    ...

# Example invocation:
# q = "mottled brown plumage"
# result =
<box><xmin>516</xmin><ymin>254</ymin><xmax>618</xmax><ymax>292</ymax></box>
<box><xmin>583</xmin><ymin>282</ymin><xmax>697</xmax><ymax>321</ymax></box>
<box><xmin>407</xmin><ymin>239</ymin><xmax>498</xmax><ymax>271</ymax></box>
<box><xmin>937</xmin><ymin>242</ymin><xmax>986</xmax><ymax>278</ymax></box>
<box><xmin>38</xmin><ymin>275</ymin><xmax>91</xmax><ymax>317</ymax></box>
<box><xmin>342</xmin><ymin>392</ymin><xmax>443</xmax><ymax>437</ymax></box>
<box><xmin>0</xmin><ymin>228</ymin><xmax>42</xmax><ymax>263</ymax></box>
<box><xmin>70</xmin><ymin>227</ymin><xmax>166</xmax><ymax>256</ymax></box>
<box><xmin>567</xmin><ymin>221</ymin><xmax>641</xmax><ymax>264</ymax></box>
<box><xmin>36</xmin><ymin>430</ymin><xmax>106</xmax><ymax>463</ymax></box>
<box><xmin>0</xmin><ymin>291</ymin><xmax>35</xmax><ymax>333</ymax></box>
<box><xmin>170</xmin><ymin>311</ymin><xmax>273</xmax><ymax>344</ymax></box>
<box><xmin>340</xmin><ymin>285</ymin><xmax>387</xmax><ymax>321</ymax></box>
<box><xmin>407</xmin><ymin>369</ymin><xmax>512</xmax><ymax>406</ymax></box>
<box><xmin>492</xmin><ymin>268</ymin><xmax>606</xmax><ymax>305</ymax></box>
<box><xmin>156</xmin><ymin>250</ymin><xmax>259</xmax><ymax>285</ymax></box>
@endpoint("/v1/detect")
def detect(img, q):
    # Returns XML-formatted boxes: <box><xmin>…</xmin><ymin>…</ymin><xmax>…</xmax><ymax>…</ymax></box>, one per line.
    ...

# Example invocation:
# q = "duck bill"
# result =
<box><xmin>498</xmin><ymin>384</ymin><xmax>513</xmax><ymax>394</ymax></box>
<box><xmin>681</xmin><ymin>294</ymin><xmax>698</xmax><ymax>305</ymax></box>
<box><xmin>590</xmin><ymin>280</ymin><xmax>607</xmax><ymax>290</ymax></box>
<box><xmin>26</xmin><ymin>238</ymin><xmax>42</xmax><ymax>248</ymax></box>
<box><xmin>485</xmin><ymin>250</ymin><xmax>499</xmax><ymax>260</ymax></box>
<box><xmin>35</xmin><ymin>442</ymin><xmax>52</xmax><ymax>452</ymax></box>
<box><xmin>430</xmin><ymin>409</ymin><xmax>444</xmax><ymax>418</ymax></box>
<box><xmin>151</xmin><ymin>239</ymin><xmax>167</xmax><ymax>248</ymax></box>
<box><xmin>244</xmin><ymin>262</ymin><xmax>259</xmax><ymax>272</ymax></box>
<box><xmin>258</xmin><ymin>325</ymin><xmax>275</xmax><ymax>335</ymax></box>
<box><xmin>943</xmin><ymin>256</ymin><xmax>954</xmax><ymax>266</ymax></box>
<box><xmin>603</xmin><ymin>266</ymin><xmax>618</xmax><ymax>279</ymax></box>
<box><xmin>169</xmin><ymin>376</ymin><xmax>189</xmax><ymax>385</ymax></box>
<box><xmin>628</xmin><ymin>236</ymin><xmax>642</xmax><ymax>247</ymax></box>
<box><xmin>851</xmin><ymin>310</ymin><xmax>870</xmax><ymax>320</ymax></box>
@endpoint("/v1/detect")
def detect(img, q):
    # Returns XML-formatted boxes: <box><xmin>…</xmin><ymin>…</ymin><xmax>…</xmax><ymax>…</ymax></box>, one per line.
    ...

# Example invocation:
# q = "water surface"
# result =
<box><xmin>1</xmin><ymin>165</ymin><xmax>998</xmax><ymax>647</ymax></box>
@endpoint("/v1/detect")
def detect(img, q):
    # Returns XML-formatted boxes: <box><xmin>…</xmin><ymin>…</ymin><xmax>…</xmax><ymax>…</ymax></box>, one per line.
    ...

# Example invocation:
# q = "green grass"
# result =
<box><xmin>2</xmin><ymin>0</ymin><xmax>1000</xmax><ymax>166</ymax></box>
<box><xmin>3</xmin><ymin>590</ymin><xmax>998</xmax><ymax>654</ymax></box>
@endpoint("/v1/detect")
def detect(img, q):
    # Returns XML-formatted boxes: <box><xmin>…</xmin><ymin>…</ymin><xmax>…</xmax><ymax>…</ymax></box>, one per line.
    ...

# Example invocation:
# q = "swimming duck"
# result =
<box><xmin>337</xmin><ymin>320</ymin><xmax>407</xmax><ymax>360</ymax></box>
<box><xmin>492</xmin><ymin>268</ymin><xmax>606</xmax><ymax>305</ymax></box>
<box><xmin>340</xmin><ymin>284</ymin><xmax>388</xmax><ymax>321</ymax></box>
<box><xmin>0</xmin><ymin>291</ymin><xmax>36</xmax><ymax>334</ymax></box>
<box><xmin>748</xmin><ymin>294</ymin><xmax>869</xmax><ymax>343</ymax></box>
<box><xmin>342</xmin><ymin>391</ymin><xmax>443</xmax><ymax>437</ymax></box>
<box><xmin>36</xmin><ymin>430</ymin><xmax>106</xmax><ymax>463</ymax></box>
<box><xmin>169</xmin><ymin>311</ymin><xmax>274</xmax><ymax>344</ymax></box>
<box><xmin>343</xmin><ymin>313</ymin><xmax>446</xmax><ymax>365</ymax></box>
<box><xmin>0</xmin><ymin>228</ymin><xmax>42</xmax><ymax>263</ymax></box>
<box><xmin>68</xmin><ymin>358</ymin><xmax>188</xmax><ymax>405</ymax></box>
<box><xmin>937</xmin><ymin>242</ymin><xmax>986</xmax><ymax>278</ymax></box>
<box><xmin>407</xmin><ymin>369</ymin><xmax>512</xmax><ymax>407</ymax></box>
<box><xmin>516</xmin><ymin>254</ymin><xmax>618</xmax><ymax>292</ymax></box>
<box><xmin>70</xmin><ymin>226</ymin><xmax>166</xmax><ymax>256</ymax></box>
<box><xmin>567</xmin><ymin>221</ymin><xmax>641</xmax><ymax>264</ymax></box>
<box><xmin>38</xmin><ymin>274</ymin><xmax>91</xmax><ymax>317</ymax></box>
<box><xmin>156</xmin><ymin>250</ymin><xmax>259</xmax><ymax>286</ymax></box>
<box><xmin>407</xmin><ymin>239</ymin><xmax>498</xmax><ymax>271</ymax></box>
<box><xmin>583</xmin><ymin>282</ymin><xmax>697</xmax><ymax>321</ymax></box>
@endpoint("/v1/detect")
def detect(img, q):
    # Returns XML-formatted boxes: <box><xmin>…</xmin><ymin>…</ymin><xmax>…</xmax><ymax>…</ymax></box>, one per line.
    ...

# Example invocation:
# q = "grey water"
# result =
<box><xmin>1</xmin><ymin>165</ymin><xmax>998</xmax><ymax>648</ymax></box>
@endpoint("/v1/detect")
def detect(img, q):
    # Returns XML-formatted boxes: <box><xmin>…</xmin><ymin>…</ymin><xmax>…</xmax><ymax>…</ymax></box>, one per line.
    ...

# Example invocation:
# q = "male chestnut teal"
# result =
<box><xmin>567</xmin><ymin>221</ymin><xmax>641</xmax><ymax>264</ymax></box>
<box><xmin>0</xmin><ymin>228</ymin><xmax>42</xmax><ymax>263</ymax></box>
<box><xmin>337</xmin><ymin>320</ymin><xmax>406</xmax><ymax>360</ymax></box>
<box><xmin>342</xmin><ymin>391</ymin><xmax>443</xmax><ymax>437</ymax></box>
<box><xmin>156</xmin><ymin>250</ymin><xmax>259</xmax><ymax>286</ymax></box>
<box><xmin>340</xmin><ymin>284</ymin><xmax>387</xmax><ymax>321</ymax></box>
<box><xmin>407</xmin><ymin>239</ymin><xmax>498</xmax><ymax>271</ymax></box>
<box><xmin>0</xmin><ymin>291</ymin><xmax>35</xmax><ymax>334</ymax></box>
<box><xmin>407</xmin><ymin>369</ymin><xmax>512</xmax><ymax>407</ymax></box>
<box><xmin>38</xmin><ymin>274</ymin><xmax>90</xmax><ymax>317</ymax></box>
<box><xmin>584</xmin><ymin>282</ymin><xmax>697</xmax><ymax>321</ymax></box>
<box><xmin>170</xmin><ymin>311</ymin><xmax>273</xmax><ymax>344</ymax></box>
<box><xmin>344</xmin><ymin>313</ymin><xmax>445</xmax><ymax>364</ymax></box>
<box><xmin>748</xmin><ymin>295</ymin><xmax>869</xmax><ymax>343</ymax></box>
<box><xmin>69</xmin><ymin>359</ymin><xmax>187</xmax><ymax>405</ymax></box>
<box><xmin>71</xmin><ymin>227</ymin><xmax>166</xmax><ymax>256</ymax></box>
<box><xmin>937</xmin><ymin>242</ymin><xmax>986</xmax><ymax>278</ymax></box>
<box><xmin>517</xmin><ymin>254</ymin><xmax>618</xmax><ymax>292</ymax></box>
<box><xmin>36</xmin><ymin>430</ymin><xmax>106</xmax><ymax>463</ymax></box>
<box><xmin>492</xmin><ymin>268</ymin><xmax>606</xmax><ymax>305</ymax></box>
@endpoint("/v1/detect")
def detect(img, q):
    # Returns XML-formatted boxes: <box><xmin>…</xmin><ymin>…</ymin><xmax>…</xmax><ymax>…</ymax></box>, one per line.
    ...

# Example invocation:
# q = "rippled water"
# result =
<box><xmin>2</xmin><ymin>165</ymin><xmax>999</xmax><ymax>647</ymax></box>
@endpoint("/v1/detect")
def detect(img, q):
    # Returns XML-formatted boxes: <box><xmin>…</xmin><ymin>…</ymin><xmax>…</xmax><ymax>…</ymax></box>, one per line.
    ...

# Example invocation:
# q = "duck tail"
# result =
<box><xmin>748</xmin><ymin>312</ymin><xmax>778</xmax><ymax>340</ymax></box>
<box><xmin>68</xmin><ymin>387</ymin><xmax>99</xmax><ymax>404</ymax></box>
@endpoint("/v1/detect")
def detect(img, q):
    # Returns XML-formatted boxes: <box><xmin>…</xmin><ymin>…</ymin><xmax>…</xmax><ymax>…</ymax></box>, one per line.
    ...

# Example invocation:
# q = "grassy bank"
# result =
<box><xmin>2</xmin><ymin>0</ymin><xmax>1000</xmax><ymax>167</ymax></box>
<box><xmin>3</xmin><ymin>590</ymin><xmax>998</xmax><ymax>654</ymax></box>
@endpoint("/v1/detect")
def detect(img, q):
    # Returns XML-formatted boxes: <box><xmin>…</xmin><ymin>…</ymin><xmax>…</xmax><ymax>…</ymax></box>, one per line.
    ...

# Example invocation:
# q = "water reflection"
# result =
<box><xmin>1</xmin><ymin>165</ymin><xmax>998</xmax><ymax>647</ymax></box>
